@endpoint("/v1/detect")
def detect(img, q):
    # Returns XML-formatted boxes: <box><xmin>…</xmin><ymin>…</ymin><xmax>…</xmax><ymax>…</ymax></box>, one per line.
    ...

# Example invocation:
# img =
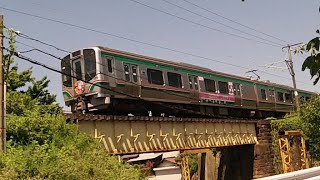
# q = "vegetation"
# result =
<box><xmin>0</xmin><ymin>29</ymin><xmax>143</xmax><ymax>179</ymax></box>
<box><xmin>272</xmin><ymin>96</ymin><xmax>320</xmax><ymax>172</ymax></box>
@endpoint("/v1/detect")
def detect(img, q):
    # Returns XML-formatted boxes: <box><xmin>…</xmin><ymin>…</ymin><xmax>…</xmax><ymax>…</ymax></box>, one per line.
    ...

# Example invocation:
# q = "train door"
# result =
<box><xmin>188</xmin><ymin>75</ymin><xmax>199</xmax><ymax>98</ymax></box>
<box><xmin>268</xmin><ymin>87</ymin><xmax>276</xmax><ymax>110</ymax></box>
<box><xmin>101</xmin><ymin>56</ymin><xmax>116</xmax><ymax>87</ymax></box>
<box><xmin>123</xmin><ymin>63</ymin><xmax>140</xmax><ymax>97</ymax></box>
<box><xmin>233</xmin><ymin>83</ymin><xmax>242</xmax><ymax>106</ymax></box>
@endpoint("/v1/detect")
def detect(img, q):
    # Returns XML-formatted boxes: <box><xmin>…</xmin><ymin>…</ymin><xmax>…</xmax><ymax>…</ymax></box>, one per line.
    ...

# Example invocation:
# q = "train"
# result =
<box><xmin>61</xmin><ymin>46</ymin><xmax>315</xmax><ymax>118</ymax></box>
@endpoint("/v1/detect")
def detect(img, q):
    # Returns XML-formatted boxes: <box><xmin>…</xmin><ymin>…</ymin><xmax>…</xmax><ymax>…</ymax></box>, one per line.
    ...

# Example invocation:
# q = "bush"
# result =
<box><xmin>0</xmin><ymin>113</ymin><xmax>143</xmax><ymax>180</ymax></box>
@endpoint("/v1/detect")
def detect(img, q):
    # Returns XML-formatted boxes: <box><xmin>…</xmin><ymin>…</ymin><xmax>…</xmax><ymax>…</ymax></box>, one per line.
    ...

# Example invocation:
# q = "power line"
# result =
<box><xmin>11</xmin><ymin>32</ymin><xmax>311</xmax><ymax>86</ymax></box>
<box><xmin>127</xmin><ymin>0</ymin><xmax>281</xmax><ymax>47</ymax></box>
<box><xmin>181</xmin><ymin>0</ymin><xmax>288</xmax><ymax>43</ymax></box>
<box><xmin>0</xmin><ymin>8</ymin><xmax>309</xmax><ymax>85</ymax></box>
<box><xmin>5</xmin><ymin>48</ymin><xmax>224</xmax><ymax>116</ymax></box>
<box><xmin>159</xmin><ymin>0</ymin><xmax>284</xmax><ymax>46</ymax></box>
<box><xmin>10</xmin><ymin>45</ymin><xmax>203</xmax><ymax>103</ymax></box>
<box><xmin>15</xmin><ymin>32</ymin><xmax>72</xmax><ymax>54</ymax></box>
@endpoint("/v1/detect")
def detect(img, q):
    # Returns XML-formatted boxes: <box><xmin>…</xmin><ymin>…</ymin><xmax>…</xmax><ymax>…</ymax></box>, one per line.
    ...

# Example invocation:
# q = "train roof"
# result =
<box><xmin>96</xmin><ymin>46</ymin><xmax>316</xmax><ymax>95</ymax></box>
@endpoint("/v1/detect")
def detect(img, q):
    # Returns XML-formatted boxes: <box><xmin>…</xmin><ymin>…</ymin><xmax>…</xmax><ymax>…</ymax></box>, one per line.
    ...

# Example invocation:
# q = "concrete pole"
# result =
<box><xmin>0</xmin><ymin>15</ymin><xmax>6</xmax><ymax>152</ymax></box>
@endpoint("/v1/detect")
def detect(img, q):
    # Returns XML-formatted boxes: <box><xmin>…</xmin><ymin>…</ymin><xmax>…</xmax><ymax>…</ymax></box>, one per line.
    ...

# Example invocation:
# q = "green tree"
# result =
<box><xmin>3</xmin><ymin>28</ymin><xmax>57</xmax><ymax>114</ymax></box>
<box><xmin>4</xmin><ymin>30</ymin><xmax>33</xmax><ymax>91</ymax></box>
<box><xmin>0</xmin><ymin>28</ymin><xmax>144</xmax><ymax>179</ymax></box>
<box><xmin>27</xmin><ymin>76</ymin><xmax>56</xmax><ymax>105</ymax></box>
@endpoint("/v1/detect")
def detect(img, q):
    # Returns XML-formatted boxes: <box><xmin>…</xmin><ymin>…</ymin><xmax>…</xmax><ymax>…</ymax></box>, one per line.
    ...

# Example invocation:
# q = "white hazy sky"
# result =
<box><xmin>1</xmin><ymin>0</ymin><xmax>319</xmax><ymax>107</ymax></box>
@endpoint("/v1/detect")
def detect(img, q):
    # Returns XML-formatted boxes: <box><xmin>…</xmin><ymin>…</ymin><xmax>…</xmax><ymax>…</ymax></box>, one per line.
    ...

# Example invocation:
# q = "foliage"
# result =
<box><xmin>0</xmin><ymin>28</ymin><xmax>144</xmax><ymax>179</ymax></box>
<box><xmin>271</xmin><ymin>96</ymin><xmax>320</xmax><ymax>172</ymax></box>
<box><xmin>0</xmin><ymin>113</ymin><xmax>143</xmax><ymax>180</ymax></box>
<box><xmin>299</xmin><ymin>95</ymin><xmax>320</xmax><ymax>160</ymax></box>
<box><xmin>271</xmin><ymin>114</ymin><xmax>304</xmax><ymax>174</ymax></box>
<box><xmin>300</xmin><ymin>37</ymin><xmax>320</xmax><ymax>85</ymax></box>
<box><xmin>26</xmin><ymin>77</ymin><xmax>56</xmax><ymax>105</ymax></box>
<box><xmin>4</xmin><ymin>28</ymin><xmax>56</xmax><ymax>105</ymax></box>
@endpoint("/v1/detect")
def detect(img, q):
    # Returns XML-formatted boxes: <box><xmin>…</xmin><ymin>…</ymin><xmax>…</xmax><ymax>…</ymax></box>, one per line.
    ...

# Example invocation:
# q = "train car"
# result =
<box><xmin>61</xmin><ymin>46</ymin><xmax>315</xmax><ymax>118</ymax></box>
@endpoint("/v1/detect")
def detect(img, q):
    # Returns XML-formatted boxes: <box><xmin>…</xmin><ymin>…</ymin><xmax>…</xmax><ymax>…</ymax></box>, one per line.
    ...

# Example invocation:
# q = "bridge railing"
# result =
<box><xmin>255</xmin><ymin>166</ymin><xmax>320</xmax><ymax>180</ymax></box>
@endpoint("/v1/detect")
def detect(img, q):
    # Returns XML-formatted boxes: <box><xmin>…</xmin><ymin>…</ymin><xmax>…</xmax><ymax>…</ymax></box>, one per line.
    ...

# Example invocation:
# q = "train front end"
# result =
<box><xmin>61</xmin><ymin>47</ymin><xmax>111</xmax><ymax>112</ymax></box>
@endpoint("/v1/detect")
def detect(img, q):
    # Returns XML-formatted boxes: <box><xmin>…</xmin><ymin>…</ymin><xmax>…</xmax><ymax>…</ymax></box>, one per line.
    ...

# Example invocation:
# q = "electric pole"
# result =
<box><xmin>0</xmin><ymin>15</ymin><xmax>6</xmax><ymax>152</ymax></box>
<box><xmin>282</xmin><ymin>43</ymin><xmax>302</xmax><ymax>111</ymax></box>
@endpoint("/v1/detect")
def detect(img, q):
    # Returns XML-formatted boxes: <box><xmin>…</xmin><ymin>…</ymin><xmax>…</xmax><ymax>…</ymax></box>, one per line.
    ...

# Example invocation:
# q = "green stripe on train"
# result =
<box><xmin>101</xmin><ymin>52</ymin><xmax>253</xmax><ymax>85</ymax></box>
<box><xmin>90</xmin><ymin>82</ymin><xmax>110</xmax><ymax>92</ymax></box>
<box><xmin>63</xmin><ymin>91</ymin><xmax>72</xmax><ymax>98</ymax></box>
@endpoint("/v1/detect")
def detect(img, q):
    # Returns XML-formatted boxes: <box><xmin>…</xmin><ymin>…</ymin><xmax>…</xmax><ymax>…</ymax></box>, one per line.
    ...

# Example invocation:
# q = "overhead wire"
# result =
<box><xmin>0</xmin><ymin>9</ymin><xmax>311</xmax><ymax>87</ymax></box>
<box><xmin>9</xmin><ymin>29</ymin><xmax>313</xmax><ymax>87</ymax></box>
<box><xmin>0</xmin><ymin>7</ymin><xmax>292</xmax><ymax>81</ymax></box>
<box><xmin>6</xmin><ymin>49</ymin><xmax>297</xmax><ymax>112</ymax></box>
<box><xmin>4</xmin><ymin>48</ymin><xmax>223</xmax><ymax>116</ymax></box>
<box><xmin>181</xmin><ymin>0</ymin><xmax>288</xmax><ymax>43</ymax></box>
<box><xmin>159</xmin><ymin>0</ymin><xmax>284</xmax><ymax>46</ymax></box>
<box><xmin>127</xmin><ymin>0</ymin><xmax>281</xmax><ymax>48</ymax></box>
<box><xmin>17</xmin><ymin>46</ymin><xmax>203</xmax><ymax>103</ymax></box>
<box><xmin>1</xmin><ymin>5</ymin><xmax>280</xmax><ymax>48</ymax></box>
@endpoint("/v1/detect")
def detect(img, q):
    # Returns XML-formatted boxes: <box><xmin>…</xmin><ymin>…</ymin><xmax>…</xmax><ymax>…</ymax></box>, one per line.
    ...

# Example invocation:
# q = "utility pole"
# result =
<box><xmin>0</xmin><ymin>15</ymin><xmax>5</xmax><ymax>152</ymax></box>
<box><xmin>282</xmin><ymin>43</ymin><xmax>302</xmax><ymax>111</ymax></box>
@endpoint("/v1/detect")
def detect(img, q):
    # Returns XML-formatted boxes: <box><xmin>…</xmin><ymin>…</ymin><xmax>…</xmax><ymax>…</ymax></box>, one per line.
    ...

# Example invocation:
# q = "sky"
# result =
<box><xmin>0</xmin><ymin>0</ymin><xmax>319</xmax><ymax>109</ymax></box>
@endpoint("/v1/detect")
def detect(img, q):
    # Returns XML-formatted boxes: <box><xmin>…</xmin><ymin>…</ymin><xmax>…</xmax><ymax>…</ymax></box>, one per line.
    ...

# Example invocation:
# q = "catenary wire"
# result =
<box><xmin>127</xmin><ymin>0</ymin><xmax>281</xmax><ymax>47</ymax></box>
<box><xmin>0</xmin><ymin>5</ymin><xmax>280</xmax><ymax>48</ymax></box>
<box><xmin>9</xmin><ymin>31</ymin><xmax>312</xmax><ymax>86</ymax></box>
<box><xmin>159</xmin><ymin>0</ymin><xmax>284</xmax><ymax>46</ymax></box>
<box><xmin>2</xmin><ymin>16</ymin><xmax>310</xmax><ymax>87</ymax></box>
<box><xmin>0</xmin><ymin>6</ymin><xmax>292</xmax><ymax>82</ymax></box>
<box><xmin>5</xmin><ymin>48</ymin><xmax>226</xmax><ymax>115</ymax></box>
<box><xmin>181</xmin><ymin>0</ymin><xmax>288</xmax><ymax>43</ymax></box>
<box><xmin>1</xmin><ymin>45</ymin><xmax>305</xmax><ymax>111</ymax></box>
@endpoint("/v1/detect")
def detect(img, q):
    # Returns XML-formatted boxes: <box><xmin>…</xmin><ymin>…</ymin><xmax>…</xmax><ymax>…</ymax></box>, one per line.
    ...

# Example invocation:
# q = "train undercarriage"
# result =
<box><xmin>72</xmin><ymin>97</ymin><xmax>286</xmax><ymax>119</ymax></box>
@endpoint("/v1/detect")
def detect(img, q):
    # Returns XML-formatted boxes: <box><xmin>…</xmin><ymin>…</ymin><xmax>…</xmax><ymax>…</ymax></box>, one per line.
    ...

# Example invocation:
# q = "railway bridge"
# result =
<box><xmin>66</xmin><ymin>114</ymin><xmax>275</xmax><ymax>179</ymax></box>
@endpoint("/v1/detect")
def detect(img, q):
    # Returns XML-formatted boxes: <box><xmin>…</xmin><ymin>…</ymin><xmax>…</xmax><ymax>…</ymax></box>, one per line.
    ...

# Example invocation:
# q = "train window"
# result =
<box><xmin>132</xmin><ymin>66</ymin><xmax>138</xmax><ymax>82</ymax></box>
<box><xmin>233</xmin><ymin>83</ymin><xmax>241</xmax><ymax>96</ymax></box>
<box><xmin>261</xmin><ymin>89</ymin><xmax>267</xmax><ymax>100</ymax></box>
<box><xmin>124</xmin><ymin>64</ymin><xmax>130</xmax><ymax>81</ymax></box>
<box><xmin>83</xmin><ymin>49</ymin><xmax>96</xmax><ymax>81</ymax></box>
<box><xmin>218</xmin><ymin>81</ymin><xmax>228</xmax><ymax>94</ymax></box>
<box><xmin>107</xmin><ymin>59</ymin><xmax>113</xmax><ymax>73</ymax></box>
<box><xmin>268</xmin><ymin>89</ymin><xmax>275</xmax><ymax>98</ymax></box>
<box><xmin>147</xmin><ymin>69</ymin><xmax>164</xmax><ymax>85</ymax></box>
<box><xmin>61</xmin><ymin>55</ymin><xmax>72</xmax><ymax>87</ymax></box>
<box><xmin>188</xmin><ymin>76</ymin><xmax>193</xmax><ymax>89</ymax></box>
<box><xmin>285</xmin><ymin>93</ymin><xmax>292</xmax><ymax>103</ymax></box>
<box><xmin>72</xmin><ymin>50</ymin><xmax>81</xmax><ymax>57</ymax></box>
<box><xmin>204</xmin><ymin>79</ymin><xmax>216</xmax><ymax>93</ymax></box>
<box><xmin>194</xmin><ymin>76</ymin><xmax>198</xmax><ymax>90</ymax></box>
<box><xmin>277</xmin><ymin>92</ymin><xmax>284</xmax><ymax>102</ymax></box>
<box><xmin>168</xmin><ymin>72</ymin><xmax>182</xmax><ymax>88</ymax></box>
<box><xmin>74</xmin><ymin>61</ymin><xmax>82</xmax><ymax>80</ymax></box>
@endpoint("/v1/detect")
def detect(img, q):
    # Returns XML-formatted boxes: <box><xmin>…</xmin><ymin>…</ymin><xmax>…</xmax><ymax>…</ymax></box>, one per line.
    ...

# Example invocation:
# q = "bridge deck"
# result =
<box><xmin>66</xmin><ymin>114</ymin><xmax>258</xmax><ymax>154</ymax></box>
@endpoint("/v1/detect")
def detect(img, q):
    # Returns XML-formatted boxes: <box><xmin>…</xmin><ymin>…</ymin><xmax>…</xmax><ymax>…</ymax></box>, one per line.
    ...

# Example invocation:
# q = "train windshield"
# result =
<box><xmin>61</xmin><ymin>55</ymin><xmax>72</xmax><ymax>87</ymax></box>
<box><xmin>83</xmin><ymin>49</ymin><xmax>96</xmax><ymax>81</ymax></box>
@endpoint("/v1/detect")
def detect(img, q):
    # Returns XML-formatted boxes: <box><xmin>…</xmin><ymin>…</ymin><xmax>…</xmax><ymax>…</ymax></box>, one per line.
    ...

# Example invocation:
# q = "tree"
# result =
<box><xmin>27</xmin><ymin>76</ymin><xmax>56</xmax><ymax>105</ymax></box>
<box><xmin>0</xmin><ymin>28</ymin><xmax>144</xmax><ymax>179</ymax></box>
<box><xmin>3</xmin><ymin>28</ymin><xmax>57</xmax><ymax>113</ymax></box>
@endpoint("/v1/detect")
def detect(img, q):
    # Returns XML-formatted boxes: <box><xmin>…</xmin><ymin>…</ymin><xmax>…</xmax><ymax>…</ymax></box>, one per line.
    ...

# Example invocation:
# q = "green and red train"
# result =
<box><xmin>61</xmin><ymin>46</ymin><xmax>315</xmax><ymax>118</ymax></box>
